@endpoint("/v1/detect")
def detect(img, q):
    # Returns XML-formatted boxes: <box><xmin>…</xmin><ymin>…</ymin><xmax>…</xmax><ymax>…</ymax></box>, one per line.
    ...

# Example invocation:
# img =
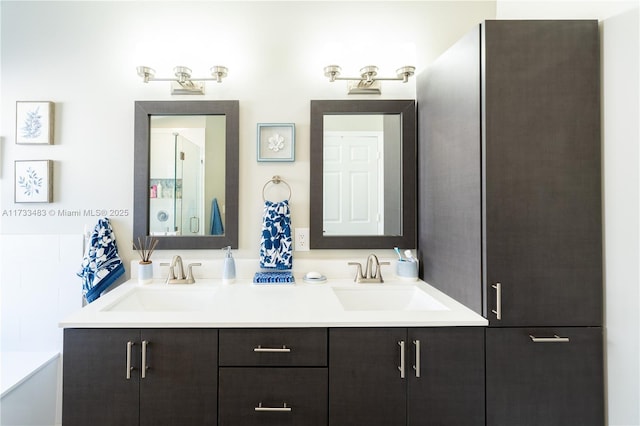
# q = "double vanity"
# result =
<box><xmin>85</xmin><ymin>51</ymin><xmax>473</xmax><ymax>426</ymax></box>
<box><xmin>60</xmin><ymin>263</ymin><xmax>487</xmax><ymax>426</ymax></box>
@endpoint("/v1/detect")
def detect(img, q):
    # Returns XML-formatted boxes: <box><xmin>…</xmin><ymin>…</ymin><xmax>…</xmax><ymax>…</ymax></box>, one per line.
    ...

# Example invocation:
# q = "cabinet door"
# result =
<box><xmin>219</xmin><ymin>367</ymin><xmax>327</xmax><ymax>426</ymax></box>
<box><xmin>486</xmin><ymin>327</ymin><xmax>604</xmax><ymax>426</ymax></box>
<box><xmin>62</xmin><ymin>328</ymin><xmax>140</xmax><ymax>426</ymax></box>
<box><xmin>139</xmin><ymin>329</ymin><xmax>218</xmax><ymax>426</ymax></box>
<box><xmin>407</xmin><ymin>328</ymin><xmax>485</xmax><ymax>426</ymax></box>
<box><xmin>329</xmin><ymin>328</ymin><xmax>407</xmax><ymax>426</ymax></box>
<box><xmin>483</xmin><ymin>20</ymin><xmax>602</xmax><ymax>327</ymax></box>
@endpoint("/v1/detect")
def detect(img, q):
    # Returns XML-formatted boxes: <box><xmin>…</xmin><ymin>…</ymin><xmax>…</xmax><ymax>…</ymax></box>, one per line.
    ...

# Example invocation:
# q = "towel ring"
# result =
<box><xmin>262</xmin><ymin>175</ymin><xmax>292</xmax><ymax>202</ymax></box>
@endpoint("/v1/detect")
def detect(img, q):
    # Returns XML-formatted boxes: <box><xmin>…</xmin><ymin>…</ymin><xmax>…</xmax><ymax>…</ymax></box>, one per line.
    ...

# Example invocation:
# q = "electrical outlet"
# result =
<box><xmin>295</xmin><ymin>227</ymin><xmax>310</xmax><ymax>251</ymax></box>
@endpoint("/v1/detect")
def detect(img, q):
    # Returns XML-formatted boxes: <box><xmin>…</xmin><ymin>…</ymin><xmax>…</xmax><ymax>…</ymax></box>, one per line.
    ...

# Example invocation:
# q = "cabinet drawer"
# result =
<box><xmin>486</xmin><ymin>327</ymin><xmax>604</xmax><ymax>426</ymax></box>
<box><xmin>219</xmin><ymin>367</ymin><xmax>327</xmax><ymax>426</ymax></box>
<box><xmin>219</xmin><ymin>328</ymin><xmax>327</xmax><ymax>366</ymax></box>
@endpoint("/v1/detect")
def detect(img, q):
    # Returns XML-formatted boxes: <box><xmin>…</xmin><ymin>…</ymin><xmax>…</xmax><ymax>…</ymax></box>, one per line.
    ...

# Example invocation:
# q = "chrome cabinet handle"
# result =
<box><xmin>141</xmin><ymin>340</ymin><xmax>149</xmax><ymax>379</ymax></box>
<box><xmin>255</xmin><ymin>402</ymin><xmax>292</xmax><ymax>412</ymax></box>
<box><xmin>413</xmin><ymin>340</ymin><xmax>421</xmax><ymax>378</ymax></box>
<box><xmin>126</xmin><ymin>341</ymin><xmax>134</xmax><ymax>380</ymax></box>
<box><xmin>398</xmin><ymin>340</ymin><xmax>406</xmax><ymax>379</ymax></box>
<box><xmin>253</xmin><ymin>345</ymin><xmax>291</xmax><ymax>353</ymax></box>
<box><xmin>491</xmin><ymin>282</ymin><xmax>502</xmax><ymax>320</ymax></box>
<box><xmin>529</xmin><ymin>334</ymin><xmax>570</xmax><ymax>343</ymax></box>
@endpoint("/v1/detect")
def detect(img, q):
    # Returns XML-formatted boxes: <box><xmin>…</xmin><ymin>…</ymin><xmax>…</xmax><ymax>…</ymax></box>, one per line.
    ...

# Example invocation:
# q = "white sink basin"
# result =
<box><xmin>102</xmin><ymin>288</ymin><xmax>217</xmax><ymax>312</ymax></box>
<box><xmin>332</xmin><ymin>286</ymin><xmax>449</xmax><ymax>311</ymax></box>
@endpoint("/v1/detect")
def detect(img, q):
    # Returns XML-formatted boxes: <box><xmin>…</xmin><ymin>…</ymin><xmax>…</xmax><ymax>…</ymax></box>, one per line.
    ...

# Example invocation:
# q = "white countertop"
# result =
<box><xmin>59</xmin><ymin>277</ymin><xmax>487</xmax><ymax>328</ymax></box>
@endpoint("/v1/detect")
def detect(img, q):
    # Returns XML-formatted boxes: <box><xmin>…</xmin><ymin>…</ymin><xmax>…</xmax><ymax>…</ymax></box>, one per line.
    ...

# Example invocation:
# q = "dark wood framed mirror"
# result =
<box><xmin>310</xmin><ymin>99</ymin><xmax>416</xmax><ymax>249</ymax></box>
<box><xmin>133</xmin><ymin>100</ymin><xmax>239</xmax><ymax>249</ymax></box>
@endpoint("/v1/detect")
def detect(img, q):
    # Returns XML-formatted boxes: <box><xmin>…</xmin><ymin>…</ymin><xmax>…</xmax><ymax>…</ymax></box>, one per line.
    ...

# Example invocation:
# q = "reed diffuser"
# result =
<box><xmin>133</xmin><ymin>236</ymin><xmax>158</xmax><ymax>264</ymax></box>
<box><xmin>133</xmin><ymin>236</ymin><xmax>158</xmax><ymax>284</ymax></box>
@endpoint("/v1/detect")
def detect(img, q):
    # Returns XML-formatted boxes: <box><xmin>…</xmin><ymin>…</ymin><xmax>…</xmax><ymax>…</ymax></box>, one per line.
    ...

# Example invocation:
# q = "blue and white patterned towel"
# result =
<box><xmin>253</xmin><ymin>271</ymin><xmax>295</xmax><ymax>284</ymax></box>
<box><xmin>77</xmin><ymin>217</ymin><xmax>125</xmax><ymax>303</ymax></box>
<box><xmin>259</xmin><ymin>200</ymin><xmax>293</xmax><ymax>270</ymax></box>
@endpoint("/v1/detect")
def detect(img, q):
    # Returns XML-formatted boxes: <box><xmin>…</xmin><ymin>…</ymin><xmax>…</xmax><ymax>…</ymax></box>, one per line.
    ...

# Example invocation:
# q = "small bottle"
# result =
<box><xmin>156</xmin><ymin>182</ymin><xmax>163</xmax><ymax>198</ymax></box>
<box><xmin>222</xmin><ymin>246</ymin><xmax>236</xmax><ymax>284</ymax></box>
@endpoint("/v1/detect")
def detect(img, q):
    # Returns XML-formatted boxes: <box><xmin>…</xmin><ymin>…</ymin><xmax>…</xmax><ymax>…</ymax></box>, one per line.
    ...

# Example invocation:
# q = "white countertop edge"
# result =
<box><xmin>59</xmin><ymin>278</ymin><xmax>488</xmax><ymax>328</ymax></box>
<box><xmin>59</xmin><ymin>320</ymin><xmax>488</xmax><ymax>328</ymax></box>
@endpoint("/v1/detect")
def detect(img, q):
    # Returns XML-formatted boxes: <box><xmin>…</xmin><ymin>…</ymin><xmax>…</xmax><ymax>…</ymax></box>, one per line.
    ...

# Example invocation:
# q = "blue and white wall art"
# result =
<box><xmin>16</xmin><ymin>101</ymin><xmax>54</xmax><ymax>145</ymax></box>
<box><xmin>14</xmin><ymin>159</ymin><xmax>53</xmax><ymax>203</ymax></box>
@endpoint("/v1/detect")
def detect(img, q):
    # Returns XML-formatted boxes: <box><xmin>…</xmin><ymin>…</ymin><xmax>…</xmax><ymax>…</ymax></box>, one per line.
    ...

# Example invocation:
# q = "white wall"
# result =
<box><xmin>497</xmin><ymin>0</ymin><xmax>638</xmax><ymax>20</ymax></box>
<box><xmin>601</xmin><ymin>8</ymin><xmax>640</xmax><ymax>426</ymax></box>
<box><xmin>0</xmin><ymin>0</ymin><xmax>495</xmax><ymax>262</ymax></box>
<box><xmin>0</xmin><ymin>235</ymin><xmax>83</xmax><ymax>352</ymax></box>
<box><xmin>496</xmin><ymin>2</ymin><xmax>640</xmax><ymax>425</ymax></box>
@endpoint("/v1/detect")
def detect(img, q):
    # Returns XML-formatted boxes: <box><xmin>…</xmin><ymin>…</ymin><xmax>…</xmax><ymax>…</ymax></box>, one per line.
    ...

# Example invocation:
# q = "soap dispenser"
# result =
<box><xmin>222</xmin><ymin>246</ymin><xmax>236</xmax><ymax>284</ymax></box>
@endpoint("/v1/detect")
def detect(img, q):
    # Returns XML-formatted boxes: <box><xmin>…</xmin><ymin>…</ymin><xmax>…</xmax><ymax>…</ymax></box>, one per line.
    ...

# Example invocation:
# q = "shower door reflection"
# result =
<box><xmin>150</xmin><ymin>130</ymin><xmax>204</xmax><ymax>235</ymax></box>
<box><xmin>176</xmin><ymin>134</ymin><xmax>204</xmax><ymax>235</ymax></box>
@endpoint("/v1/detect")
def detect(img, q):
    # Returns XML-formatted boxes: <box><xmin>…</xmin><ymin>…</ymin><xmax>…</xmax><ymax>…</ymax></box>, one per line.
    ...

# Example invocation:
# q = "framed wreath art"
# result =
<box><xmin>257</xmin><ymin>123</ymin><xmax>295</xmax><ymax>162</ymax></box>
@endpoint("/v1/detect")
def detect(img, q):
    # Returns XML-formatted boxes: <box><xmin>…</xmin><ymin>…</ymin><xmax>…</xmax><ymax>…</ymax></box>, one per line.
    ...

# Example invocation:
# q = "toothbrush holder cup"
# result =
<box><xmin>395</xmin><ymin>260</ymin><xmax>418</xmax><ymax>281</ymax></box>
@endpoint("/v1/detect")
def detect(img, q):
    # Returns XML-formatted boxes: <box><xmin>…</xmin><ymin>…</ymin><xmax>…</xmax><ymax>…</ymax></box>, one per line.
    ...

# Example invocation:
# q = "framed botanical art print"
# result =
<box><xmin>257</xmin><ymin>123</ymin><xmax>295</xmax><ymax>162</ymax></box>
<box><xmin>16</xmin><ymin>101</ymin><xmax>55</xmax><ymax>144</ymax></box>
<box><xmin>14</xmin><ymin>160</ymin><xmax>53</xmax><ymax>203</ymax></box>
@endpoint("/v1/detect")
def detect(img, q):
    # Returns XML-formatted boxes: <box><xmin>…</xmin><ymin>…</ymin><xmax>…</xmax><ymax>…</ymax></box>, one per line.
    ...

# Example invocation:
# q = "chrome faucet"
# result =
<box><xmin>164</xmin><ymin>255</ymin><xmax>201</xmax><ymax>284</ymax></box>
<box><xmin>348</xmin><ymin>254</ymin><xmax>390</xmax><ymax>283</ymax></box>
<box><xmin>168</xmin><ymin>255</ymin><xmax>184</xmax><ymax>281</ymax></box>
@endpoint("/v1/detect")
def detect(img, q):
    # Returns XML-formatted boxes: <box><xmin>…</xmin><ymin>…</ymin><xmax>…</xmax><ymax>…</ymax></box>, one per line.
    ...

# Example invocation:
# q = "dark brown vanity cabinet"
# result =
<box><xmin>329</xmin><ymin>327</ymin><xmax>485</xmax><ymax>426</ymax></box>
<box><xmin>218</xmin><ymin>328</ymin><xmax>328</xmax><ymax>426</ymax></box>
<box><xmin>417</xmin><ymin>20</ymin><xmax>604</xmax><ymax>426</ymax></box>
<box><xmin>62</xmin><ymin>328</ymin><xmax>218</xmax><ymax>426</ymax></box>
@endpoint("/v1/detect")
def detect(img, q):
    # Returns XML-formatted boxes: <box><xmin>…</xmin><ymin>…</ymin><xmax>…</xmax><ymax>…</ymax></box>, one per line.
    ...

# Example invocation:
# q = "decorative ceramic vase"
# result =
<box><xmin>138</xmin><ymin>261</ymin><xmax>153</xmax><ymax>284</ymax></box>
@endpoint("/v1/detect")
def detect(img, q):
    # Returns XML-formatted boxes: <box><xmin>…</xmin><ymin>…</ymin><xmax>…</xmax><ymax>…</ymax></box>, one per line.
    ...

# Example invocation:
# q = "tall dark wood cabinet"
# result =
<box><xmin>63</xmin><ymin>328</ymin><xmax>218</xmax><ymax>426</ymax></box>
<box><xmin>417</xmin><ymin>20</ymin><xmax>604</xmax><ymax>426</ymax></box>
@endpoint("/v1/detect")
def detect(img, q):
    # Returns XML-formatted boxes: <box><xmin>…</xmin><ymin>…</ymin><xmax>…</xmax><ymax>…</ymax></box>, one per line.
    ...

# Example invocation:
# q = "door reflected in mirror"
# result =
<box><xmin>323</xmin><ymin>114</ymin><xmax>402</xmax><ymax>236</ymax></box>
<box><xmin>149</xmin><ymin>115</ymin><xmax>226</xmax><ymax>237</ymax></box>
<box><xmin>310</xmin><ymin>100</ymin><xmax>416</xmax><ymax>249</ymax></box>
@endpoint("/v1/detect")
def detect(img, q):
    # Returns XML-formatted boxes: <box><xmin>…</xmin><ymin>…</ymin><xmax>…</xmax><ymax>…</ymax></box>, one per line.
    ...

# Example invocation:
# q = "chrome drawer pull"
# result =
<box><xmin>126</xmin><ymin>341</ymin><xmax>134</xmax><ymax>380</ymax></box>
<box><xmin>491</xmin><ymin>283</ymin><xmax>502</xmax><ymax>320</ymax></box>
<box><xmin>254</xmin><ymin>345</ymin><xmax>291</xmax><ymax>353</ymax></box>
<box><xmin>398</xmin><ymin>340</ymin><xmax>406</xmax><ymax>379</ymax></box>
<box><xmin>255</xmin><ymin>402</ymin><xmax>292</xmax><ymax>412</ymax></box>
<box><xmin>529</xmin><ymin>334</ymin><xmax>570</xmax><ymax>343</ymax></box>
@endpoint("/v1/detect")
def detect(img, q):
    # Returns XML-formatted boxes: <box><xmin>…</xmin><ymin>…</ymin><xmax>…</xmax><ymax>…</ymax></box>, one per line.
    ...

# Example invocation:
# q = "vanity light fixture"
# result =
<box><xmin>136</xmin><ymin>65</ymin><xmax>229</xmax><ymax>95</ymax></box>
<box><xmin>323</xmin><ymin>65</ymin><xmax>415</xmax><ymax>94</ymax></box>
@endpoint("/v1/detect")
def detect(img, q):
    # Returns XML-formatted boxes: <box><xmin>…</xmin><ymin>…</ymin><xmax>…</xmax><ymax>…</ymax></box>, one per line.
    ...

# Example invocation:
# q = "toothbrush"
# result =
<box><xmin>404</xmin><ymin>250</ymin><xmax>416</xmax><ymax>262</ymax></box>
<box><xmin>394</xmin><ymin>247</ymin><xmax>403</xmax><ymax>260</ymax></box>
